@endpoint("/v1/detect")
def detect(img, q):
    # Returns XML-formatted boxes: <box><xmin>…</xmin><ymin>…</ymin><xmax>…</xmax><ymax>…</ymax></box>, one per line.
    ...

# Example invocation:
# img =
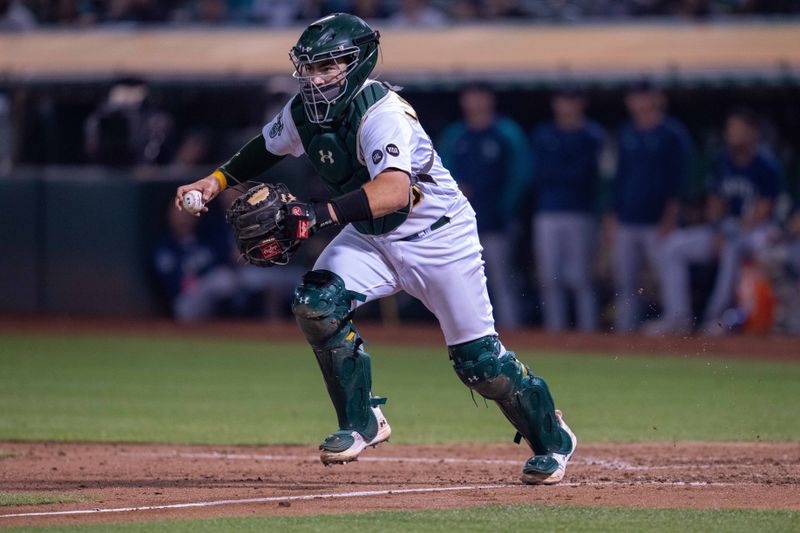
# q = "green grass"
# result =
<box><xmin>0</xmin><ymin>492</ymin><xmax>86</xmax><ymax>507</ymax></box>
<box><xmin>5</xmin><ymin>505</ymin><xmax>799</xmax><ymax>532</ymax></box>
<box><xmin>0</xmin><ymin>333</ymin><xmax>798</xmax><ymax>444</ymax></box>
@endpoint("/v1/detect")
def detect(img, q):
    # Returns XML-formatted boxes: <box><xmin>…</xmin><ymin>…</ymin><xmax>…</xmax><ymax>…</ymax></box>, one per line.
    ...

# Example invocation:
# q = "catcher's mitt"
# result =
<box><xmin>225</xmin><ymin>183</ymin><xmax>309</xmax><ymax>267</ymax></box>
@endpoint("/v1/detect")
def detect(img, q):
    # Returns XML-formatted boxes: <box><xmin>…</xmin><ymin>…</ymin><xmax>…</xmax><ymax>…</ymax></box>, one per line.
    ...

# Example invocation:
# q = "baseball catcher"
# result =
<box><xmin>175</xmin><ymin>13</ymin><xmax>576</xmax><ymax>485</ymax></box>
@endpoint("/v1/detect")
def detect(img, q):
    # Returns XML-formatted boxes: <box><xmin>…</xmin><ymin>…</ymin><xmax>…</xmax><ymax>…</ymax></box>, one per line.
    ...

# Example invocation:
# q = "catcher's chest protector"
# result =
<box><xmin>292</xmin><ymin>82</ymin><xmax>410</xmax><ymax>235</ymax></box>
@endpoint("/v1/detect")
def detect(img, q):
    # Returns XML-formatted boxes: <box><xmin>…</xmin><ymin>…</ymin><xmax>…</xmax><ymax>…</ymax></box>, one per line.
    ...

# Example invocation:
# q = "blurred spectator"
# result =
<box><xmin>190</xmin><ymin>0</ymin><xmax>229</xmax><ymax>24</ymax></box>
<box><xmin>103</xmin><ymin>0</ymin><xmax>167</xmax><ymax>23</ymax></box>
<box><xmin>0</xmin><ymin>0</ymin><xmax>37</xmax><ymax>31</ymax></box>
<box><xmin>483</xmin><ymin>0</ymin><xmax>530</xmax><ymax>19</ymax></box>
<box><xmin>449</xmin><ymin>0</ymin><xmax>481</xmax><ymax>22</ymax></box>
<box><xmin>152</xmin><ymin>202</ymin><xmax>239</xmax><ymax>323</ymax></box>
<box><xmin>41</xmin><ymin>0</ymin><xmax>99</xmax><ymax>26</ymax></box>
<box><xmin>389</xmin><ymin>0</ymin><xmax>447</xmax><ymax>27</ymax></box>
<box><xmin>649</xmin><ymin>108</ymin><xmax>784</xmax><ymax>335</ymax></box>
<box><xmin>245</xmin><ymin>0</ymin><xmax>342</xmax><ymax>25</ymax></box>
<box><xmin>676</xmin><ymin>0</ymin><xmax>711</xmax><ymax>18</ymax></box>
<box><xmin>530</xmin><ymin>87</ymin><xmax>604</xmax><ymax>332</ymax></box>
<box><xmin>84</xmin><ymin>78</ymin><xmax>176</xmax><ymax>166</ymax></box>
<box><xmin>438</xmin><ymin>83</ymin><xmax>529</xmax><ymax>329</ymax></box>
<box><xmin>607</xmin><ymin>81</ymin><xmax>693</xmax><ymax>334</ymax></box>
<box><xmin>350</xmin><ymin>0</ymin><xmax>393</xmax><ymax>20</ymax></box>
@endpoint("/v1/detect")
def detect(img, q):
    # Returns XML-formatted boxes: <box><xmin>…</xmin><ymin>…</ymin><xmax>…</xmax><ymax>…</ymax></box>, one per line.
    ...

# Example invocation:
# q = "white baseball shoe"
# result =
<box><xmin>319</xmin><ymin>406</ymin><xmax>391</xmax><ymax>465</ymax></box>
<box><xmin>520</xmin><ymin>410</ymin><xmax>577</xmax><ymax>485</ymax></box>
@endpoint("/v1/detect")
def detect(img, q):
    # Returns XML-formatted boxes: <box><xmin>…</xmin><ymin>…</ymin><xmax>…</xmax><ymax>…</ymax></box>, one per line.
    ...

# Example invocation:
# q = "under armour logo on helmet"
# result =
<box><xmin>319</xmin><ymin>150</ymin><xmax>335</xmax><ymax>164</ymax></box>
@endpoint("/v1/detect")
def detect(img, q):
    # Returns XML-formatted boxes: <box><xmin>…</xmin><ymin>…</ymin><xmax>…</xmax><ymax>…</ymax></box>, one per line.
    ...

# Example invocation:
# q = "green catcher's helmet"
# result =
<box><xmin>290</xmin><ymin>13</ymin><xmax>380</xmax><ymax>124</ymax></box>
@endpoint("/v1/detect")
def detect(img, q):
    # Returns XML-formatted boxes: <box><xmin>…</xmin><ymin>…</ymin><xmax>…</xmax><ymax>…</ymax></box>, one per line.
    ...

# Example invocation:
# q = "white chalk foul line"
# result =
<box><xmin>1</xmin><ymin>480</ymin><xmax>750</xmax><ymax>519</ymax></box>
<box><xmin>0</xmin><ymin>484</ymin><xmax>511</xmax><ymax>519</ymax></box>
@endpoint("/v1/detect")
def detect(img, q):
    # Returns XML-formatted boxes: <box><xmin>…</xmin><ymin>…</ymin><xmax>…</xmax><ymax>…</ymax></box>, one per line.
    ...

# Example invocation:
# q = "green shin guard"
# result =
<box><xmin>292</xmin><ymin>270</ymin><xmax>381</xmax><ymax>440</ymax></box>
<box><xmin>448</xmin><ymin>335</ymin><xmax>568</xmax><ymax>456</ymax></box>
<box><xmin>311</xmin><ymin>325</ymin><xmax>381</xmax><ymax>440</ymax></box>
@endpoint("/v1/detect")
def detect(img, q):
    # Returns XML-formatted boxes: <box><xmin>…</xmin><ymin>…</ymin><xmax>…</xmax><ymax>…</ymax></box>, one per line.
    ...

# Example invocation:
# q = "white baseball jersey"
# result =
<box><xmin>263</xmin><ymin>80</ymin><xmax>472</xmax><ymax>239</ymax></box>
<box><xmin>261</xmin><ymin>81</ymin><xmax>497</xmax><ymax>345</ymax></box>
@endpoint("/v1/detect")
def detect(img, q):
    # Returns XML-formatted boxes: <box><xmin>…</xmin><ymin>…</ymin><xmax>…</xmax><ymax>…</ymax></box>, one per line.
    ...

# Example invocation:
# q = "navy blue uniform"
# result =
<box><xmin>653</xmin><ymin>147</ymin><xmax>784</xmax><ymax>333</ymax></box>
<box><xmin>438</xmin><ymin>117</ymin><xmax>530</xmax><ymax>232</ymax></box>
<box><xmin>709</xmin><ymin>148</ymin><xmax>783</xmax><ymax>218</ymax></box>
<box><xmin>614</xmin><ymin>117</ymin><xmax>693</xmax><ymax>224</ymax></box>
<box><xmin>531</xmin><ymin>121</ymin><xmax>604</xmax><ymax>213</ymax></box>
<box><xmin>611</xmin><ymin>116</ymin><xmax>693</xmax><ymax>333</ymax></box>
<box><xmin>530</xmin><ymin>120</ymin><xmax>605</xmax><ymax>332</ymax></box>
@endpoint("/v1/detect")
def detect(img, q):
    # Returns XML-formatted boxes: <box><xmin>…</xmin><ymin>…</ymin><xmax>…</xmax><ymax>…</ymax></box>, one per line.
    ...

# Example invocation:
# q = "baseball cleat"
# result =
<box><xmin>520</xmin><ymin>410</ymin><xmax>577</xmax><ymax>485</ymax></box>
<box><xmin>319</xmin><ymin>406</ymin><xmax>391</xmax><ymax>465</ymax></box>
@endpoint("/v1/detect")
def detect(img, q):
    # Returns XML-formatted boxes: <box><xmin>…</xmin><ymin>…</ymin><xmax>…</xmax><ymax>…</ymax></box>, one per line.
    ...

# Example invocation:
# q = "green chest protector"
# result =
<box><xmin>291</xmin><ymin>83</ymin><xmax>410</xmax><ymax>235</ymax></box>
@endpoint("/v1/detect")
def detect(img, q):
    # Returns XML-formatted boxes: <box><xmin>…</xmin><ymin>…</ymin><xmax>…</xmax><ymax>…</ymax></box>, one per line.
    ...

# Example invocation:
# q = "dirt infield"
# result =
<box><xmin>1</xmin><ymin>441</ymin><xmax>799</xmax><ymax>527</ymax></box>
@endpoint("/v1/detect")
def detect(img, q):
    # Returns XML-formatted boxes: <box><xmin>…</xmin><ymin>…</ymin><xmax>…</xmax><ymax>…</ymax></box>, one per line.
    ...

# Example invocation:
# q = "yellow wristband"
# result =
<box><xmin>211</xmin><ymin>170</ymin><xmax>228</xmax><ymax>191</ymax></box>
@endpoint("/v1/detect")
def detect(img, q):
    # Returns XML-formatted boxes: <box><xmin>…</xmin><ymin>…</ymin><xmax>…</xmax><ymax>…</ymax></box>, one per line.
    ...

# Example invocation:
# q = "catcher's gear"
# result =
<box><xmin>291</xmin><ymin>270</ymin><xmax>385</xmax><ymax>445</ymax></box>
<box><xmin>226</xmin><ymin>183</ymin><xmax>311</xmax><ymax>267</ymax></box>
<box><xmin>290</xmin><ymin>13</ymin><xmax>380</xmax><ymax>124</ymax></box>
<box><xmin>448</xmin><ymin>335</ymin><xmax>572</xmax><ymax>458</ymax></box>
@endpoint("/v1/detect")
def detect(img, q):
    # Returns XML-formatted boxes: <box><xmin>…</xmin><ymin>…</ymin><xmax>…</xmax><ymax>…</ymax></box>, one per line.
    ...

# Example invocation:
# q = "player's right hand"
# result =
<box><xmin>174</xmin><ymin>174</ymin><xmax>222</xmax><ymax>213</ymax></box>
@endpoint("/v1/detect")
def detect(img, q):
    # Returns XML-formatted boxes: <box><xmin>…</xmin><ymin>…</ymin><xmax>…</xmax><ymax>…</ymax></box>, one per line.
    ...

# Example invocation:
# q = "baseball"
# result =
<box><xmin>182</xmin><ymin>190</ymin><xmax>204</xmax><ymax>214</ymax></box>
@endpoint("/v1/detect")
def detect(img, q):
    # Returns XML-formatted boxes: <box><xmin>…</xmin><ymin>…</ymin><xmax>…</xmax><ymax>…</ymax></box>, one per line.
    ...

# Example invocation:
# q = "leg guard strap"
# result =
<box><xmin>449</xmin><ymin>335</ymin><xmax>568</xmax><ymax>455</ymax></box>
<box><xmin>292</xmin><ymin>270</ymin><xmax>379</xmax><ymax>438</ymax></box>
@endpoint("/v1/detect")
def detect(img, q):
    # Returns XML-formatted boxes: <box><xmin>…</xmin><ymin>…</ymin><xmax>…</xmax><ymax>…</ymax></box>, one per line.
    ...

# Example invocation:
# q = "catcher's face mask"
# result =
<box><xmin>290</xmin><ymin>13</ymin><xmax>380</xmax><ymax>124</ymax></box>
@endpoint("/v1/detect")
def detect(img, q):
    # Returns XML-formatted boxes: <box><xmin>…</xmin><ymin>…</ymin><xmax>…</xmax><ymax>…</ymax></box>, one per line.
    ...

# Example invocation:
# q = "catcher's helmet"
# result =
<box><xmin>290</xmin><ymin>13</ymin><xmax>380</xmax><ymax>124</ymax></box>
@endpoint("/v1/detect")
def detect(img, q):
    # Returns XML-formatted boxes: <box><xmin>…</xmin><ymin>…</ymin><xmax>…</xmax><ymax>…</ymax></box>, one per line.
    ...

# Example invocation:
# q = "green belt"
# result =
<box><xmin>398</xmin><ymin>215</ymin><xmax>451</xmax><ymax>242</ymax></box>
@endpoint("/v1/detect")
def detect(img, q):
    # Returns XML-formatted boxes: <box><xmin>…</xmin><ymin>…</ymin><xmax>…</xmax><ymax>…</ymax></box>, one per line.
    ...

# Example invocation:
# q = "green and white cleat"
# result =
<box><xmin>319</xmin><ymin>406</ymin><xmax>391</xmax><ymax>465</ymax></box>
<box><xmin>520</xmin><ymin>410</ymin><xmax>577</xmax><ymax>485</ymax></box>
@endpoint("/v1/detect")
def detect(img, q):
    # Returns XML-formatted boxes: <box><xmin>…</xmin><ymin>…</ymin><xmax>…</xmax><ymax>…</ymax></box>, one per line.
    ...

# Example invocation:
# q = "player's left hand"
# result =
<box><xmin>226</xmin><ymin>182</ymin><xmax>308</xmax><ymax>267</ymax></box>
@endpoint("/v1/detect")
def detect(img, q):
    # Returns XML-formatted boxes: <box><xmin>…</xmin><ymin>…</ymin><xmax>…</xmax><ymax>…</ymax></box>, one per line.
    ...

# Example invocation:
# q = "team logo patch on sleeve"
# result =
<box><xmin>371</xmin><ymin>149</ymin><xmax>384</xmax><ymax>164</ymax></box>
<box><xmin>268</xmin><ymin>113</ymin><xmax>284</xmax><ymax>139</ymax></box>
<box><xmin>386</xmin><ymin>144</ymin><xmax>400</xmax><ymax>157</ymax></box>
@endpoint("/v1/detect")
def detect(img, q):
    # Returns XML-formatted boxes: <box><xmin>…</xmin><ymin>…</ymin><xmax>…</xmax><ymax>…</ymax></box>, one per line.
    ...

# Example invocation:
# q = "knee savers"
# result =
<box><xmin>292</xmin><ymin>270</ymin><xmax>364</xmax><ymax>344</ymax></box>
<box><xmin>292</xmin><ymin>270</ymin><xmax>377</xmax><ymax>436</ymax></box>
<box><xmin>448</xmin><ymin>335</ymin><xmax>566</xmax><ymax>456</ymax></box>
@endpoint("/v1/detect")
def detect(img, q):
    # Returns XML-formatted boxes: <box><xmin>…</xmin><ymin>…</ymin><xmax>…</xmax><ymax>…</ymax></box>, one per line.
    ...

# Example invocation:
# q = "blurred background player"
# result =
<box><xmin>606</xmin><ymin>80</ymin><xmax>693</xmax><ymax>333</ymax></box>
<box><xmin>438</xmin><ymin>83</ymin><xmax>528</xmax><ymax>329</ymax></box>
<box><xmin>530</xmin><ymin>86</ymin><xmax>604</xmax><ymax>332</ymax></box>
<box><xmin>650</xmin><ymin>108</ymin><xmax>784</xmax><ymax>335</ymax></box>
<box><xmin>151</xmin><ymin>200</ymin><xmax>239</xmax><ymax>323</ymax></box>
<box><xmin>84</xmin><ymin>77</ymin><xmax>176</xmax><ymax>167</ymax></box>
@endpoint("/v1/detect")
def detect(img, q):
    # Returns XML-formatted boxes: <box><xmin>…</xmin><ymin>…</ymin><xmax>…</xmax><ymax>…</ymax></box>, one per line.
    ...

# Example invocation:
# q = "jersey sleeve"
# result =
<box><xmin>261</xmin><ymin>100</ymin><xmax>305</xmax><ymax>158</ymax></box>
<box><xmin>358</xmin><ymin>106</ymin><xmax>415</xmax><ymax>179</ymax></box>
